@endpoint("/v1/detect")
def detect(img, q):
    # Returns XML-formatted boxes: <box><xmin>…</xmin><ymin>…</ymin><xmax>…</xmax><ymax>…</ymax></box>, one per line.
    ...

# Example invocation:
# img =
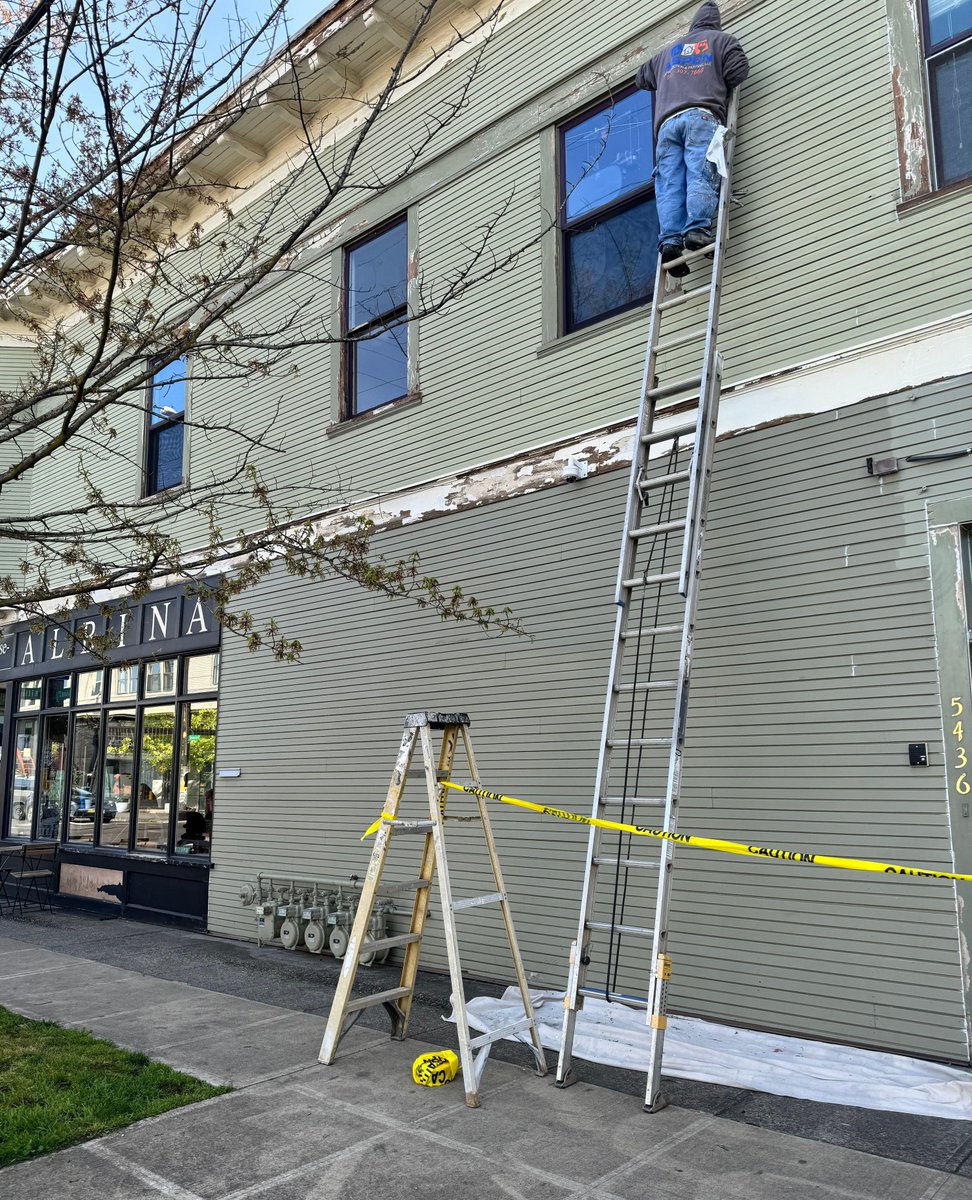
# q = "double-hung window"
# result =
<box><xmin>558</xmin><ymin>87</ymin><xmax>657</xmax><ymax>333</ymax></box>
<box><xmin>344</xmin><ymin>217</ymin><xmax>408</xmax><ymax>417</ymax></box>
<box><xmin>145</xmin><ymin>356</ymin><xmax>187</xmax><ymax>495</ymax></box>
<box><xmin>922</xmin><ymin>0</ymin><xmax>972</xmax><ymax>186</ymax></box>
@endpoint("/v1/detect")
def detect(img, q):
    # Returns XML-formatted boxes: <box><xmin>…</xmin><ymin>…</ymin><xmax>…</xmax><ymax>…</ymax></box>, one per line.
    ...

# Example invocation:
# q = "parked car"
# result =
<box><xmin>69</xmin><ymin>788</ymin><xmax>116</xmax><ymax>823</ymax></box>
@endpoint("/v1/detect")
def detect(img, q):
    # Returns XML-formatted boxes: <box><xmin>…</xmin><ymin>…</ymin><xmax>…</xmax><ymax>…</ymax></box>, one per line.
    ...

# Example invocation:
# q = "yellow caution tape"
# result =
<box><xmin>412</xmin><ymin>1049</ymin><xmax>459</xmax><ymax>1086</ymax></box>
<box><xmin>426</xmin><ymin>781</ymin><xmax>972</xmax><ymax>884</ymax></box>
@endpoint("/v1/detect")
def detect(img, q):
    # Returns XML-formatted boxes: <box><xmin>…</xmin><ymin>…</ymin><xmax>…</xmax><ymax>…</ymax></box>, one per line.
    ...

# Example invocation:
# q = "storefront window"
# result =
<box><xmin>176</xmin><ymin>701</ymin><xmax>217</xmax><ymax>855</ymax></box>
<box><xmin>75</xmin><ymin>670</ymin><xmax>103</xmax><ymax>706</ymax></box>
<box><xmin>18</xmin><ymin>679</ymin><xmax>42</xmax><ymax>711</ymax></box>
<box><xmin>136</xmin><ymin>705</ymin><xmax>176</xmax><ymax>852</ymax></box>
<box><xmin>67</xmin><ymin>713</ymin><xmax>102</xmax><ymax>844</ymax></box>
<box><xmin>11</xmin><ymin>716</ymin><xmax>38</xmax><ymax>836</ymax></box>
<box><xmin>37</xmin><ymin>712</ymin><xmax>69</xmax><ymax>840</ymax></box>
<box><xmin>111</xmin><ymin>665</ymin><xmax>138</xmax><ymax>701</ymax></box>
<box><xmin>101</xmin><ymin>709</ymin><xmax>136</xmax><ymax>848</ymax></box>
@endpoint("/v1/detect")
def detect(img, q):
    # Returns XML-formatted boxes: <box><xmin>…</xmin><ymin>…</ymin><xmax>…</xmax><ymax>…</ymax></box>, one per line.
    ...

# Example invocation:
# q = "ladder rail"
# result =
<box><xmin>556</xmin><ymin>90</ymin><xmax>741</xmax><ymax>1107</ymax></box>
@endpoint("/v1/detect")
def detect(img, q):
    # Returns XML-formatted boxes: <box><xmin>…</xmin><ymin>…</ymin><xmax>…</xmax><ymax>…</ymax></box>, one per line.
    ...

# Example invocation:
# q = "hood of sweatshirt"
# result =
<box><xmin>689</xmin><ymin>2</ymin><xmax>722</xmax><ymax>31</ymax></box>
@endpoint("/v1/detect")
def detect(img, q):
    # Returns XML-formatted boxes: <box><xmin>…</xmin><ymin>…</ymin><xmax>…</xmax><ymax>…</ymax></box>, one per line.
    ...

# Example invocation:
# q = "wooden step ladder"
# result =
<box><xmin>318</xmin><ymin>711</ymin><xmax>547</xmax><ymax>1107</ymax></box>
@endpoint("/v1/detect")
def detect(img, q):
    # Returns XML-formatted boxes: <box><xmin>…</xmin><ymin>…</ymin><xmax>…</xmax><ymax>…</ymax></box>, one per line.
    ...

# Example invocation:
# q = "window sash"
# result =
<box><xmin>343</xmin><ymin>217</ymin><xmax>409</xmax><ymax>417</ymax></box>
<box><xmin>922</xmin><ymin>0</ymin><xmax>972</xmax><ymax>54</ymax></box>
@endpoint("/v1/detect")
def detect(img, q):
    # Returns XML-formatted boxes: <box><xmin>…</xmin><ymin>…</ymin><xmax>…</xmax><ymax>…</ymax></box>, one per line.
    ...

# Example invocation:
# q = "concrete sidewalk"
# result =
<box><xmin>0</xmin><ymin>917</ymin><xmax>969</xmax><ymax>1199</ymax></box>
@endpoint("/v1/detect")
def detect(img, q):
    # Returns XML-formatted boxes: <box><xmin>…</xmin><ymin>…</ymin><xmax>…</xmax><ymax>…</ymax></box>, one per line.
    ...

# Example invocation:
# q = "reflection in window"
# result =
<box><xmin>136</xmin><ymin>705</ymin><xmax>176</xmax><ymax>852</ymax></box>
<box><xmin>185</xmin><ymin>653</ymin><xmax>220</xmax><ymax>694</ymax></box>
<box><xmin>45</xmin><ymin>674</ymin><xmax>71</xmax><ymax>709</ymax></box>
<box><xmin>111</xmin><ymin>666</ymin><xmax>139</xmax><ymax>701</ymax></box>
<box><xmin>101</xmin><ymin>710</ymin><xmax>136</xmax><ymax>848</ymax></box>
<box><xmin>923</xmin><ymin>0</ymin><xmax>972</xmax><ymax>185</ymax></box>
<box><xmin>68</xmin><ymin>713</ymin><xmax>102</xmax><ymax>845</ymax></box>
<box><xmin>37</xmin><ymin>713</ymin><xmax>69</xmax><ymax>840</ymax></box>
<box><xmin>76</xmin><ymin>670</ymin><xmax>104</xmax><ymax>706</ymax></box>
<box><xmin>145</xmin><ymin>356</ymin><xmax>187</xmax><ymax>495</ymax></box>
<box><xmin>144</xmin><ymin>659</ymin><xmax>176</xmax><ymax>697</ymax></box>
<box><xmin>559</xmin><ymin>88</ymin><xmax>656</xmax><ymax>332</ymax></box>
<box><xmin>10</xmin><ymin>716</ymin><xmax>38</xmax><ymax>837</ymax></box>
<box><xmin>345</xmin><ymin>218</ymin><xmax>408</xmax><ymax>416</ymax></box>
<box><xmin>18</xmin><ymin>680</ymin><xmax>42</xmax><ymax>711</ymax></box>
<box><xmin>176</xmin><ymin>701</ymin><xmax>217</xmax><ymax>855</ymax></box>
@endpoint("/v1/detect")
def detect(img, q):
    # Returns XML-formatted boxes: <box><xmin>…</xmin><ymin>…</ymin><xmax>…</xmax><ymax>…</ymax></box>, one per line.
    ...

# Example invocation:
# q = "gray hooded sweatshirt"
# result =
<box><xmin>636</xmin><ymin>3</ymin><xmax>749</xmax><ymax>135</ymax></box>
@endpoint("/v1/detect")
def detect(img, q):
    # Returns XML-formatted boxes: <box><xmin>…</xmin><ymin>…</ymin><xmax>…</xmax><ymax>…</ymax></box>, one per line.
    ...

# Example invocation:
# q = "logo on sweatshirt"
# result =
<box><xmin>667</xmin><ymin>39</ymin><xmax>713</xmax><ymax>76</ymax></box>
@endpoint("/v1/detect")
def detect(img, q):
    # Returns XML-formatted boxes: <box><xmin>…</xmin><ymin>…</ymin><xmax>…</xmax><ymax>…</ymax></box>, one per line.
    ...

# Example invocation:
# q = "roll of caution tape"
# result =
<box><xmin>412</xmin><ymin>1049</ymin><xmax>459</xmax><ymax>1087</ymax></box>
<box><xmin>432</xmin><ymin>781</ymin><xmax>972</xmax><ymax>885</ymax></box>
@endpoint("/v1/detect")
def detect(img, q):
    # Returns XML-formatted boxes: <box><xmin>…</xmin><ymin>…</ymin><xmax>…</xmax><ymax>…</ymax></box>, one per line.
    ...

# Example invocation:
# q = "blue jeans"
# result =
<box><xmin>654</xmin><ymin>108</ymin><xmax>721</xmax><ymax>249</ymax></box>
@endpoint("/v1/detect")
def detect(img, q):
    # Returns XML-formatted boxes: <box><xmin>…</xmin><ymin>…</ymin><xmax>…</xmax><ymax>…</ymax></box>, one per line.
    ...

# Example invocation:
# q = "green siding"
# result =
<box><xmin>208</xmin><ymin>374</ymin><xmax>972</xmax><ymax>1061</ymax></box>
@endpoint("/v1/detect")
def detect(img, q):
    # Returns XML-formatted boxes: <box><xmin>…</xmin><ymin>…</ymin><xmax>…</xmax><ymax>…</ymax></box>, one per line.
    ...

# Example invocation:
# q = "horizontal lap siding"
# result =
<box><xmin>209</xmin><ymin>375</ymin><xmax>971</xmax><ymax>1061</ymax></box>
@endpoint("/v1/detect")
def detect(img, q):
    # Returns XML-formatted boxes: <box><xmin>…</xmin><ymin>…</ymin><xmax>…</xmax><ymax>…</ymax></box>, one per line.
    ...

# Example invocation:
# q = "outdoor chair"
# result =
<box><xmin>0</xmin><ymin>842</ymin><xmax>58</xmax><ymax>915</ymax></box>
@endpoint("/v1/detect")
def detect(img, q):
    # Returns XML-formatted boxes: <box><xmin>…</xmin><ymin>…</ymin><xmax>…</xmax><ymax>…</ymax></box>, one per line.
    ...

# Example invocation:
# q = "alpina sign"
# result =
<box><xmin>0</xmin><ymin>587</ymin><xmax>219</xmax><ymax>680</ymax></box>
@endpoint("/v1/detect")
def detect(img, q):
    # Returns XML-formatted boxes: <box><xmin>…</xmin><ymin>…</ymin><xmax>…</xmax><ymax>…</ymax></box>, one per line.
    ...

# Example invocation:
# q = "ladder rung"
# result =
<box><xmin>620</xmin><ymin>623</ymin><xmax>682</xmax><ymax>641</ymax></box>
<box><xmin>612</xmin><ymin>682</ymin><xmax>677</xmax><ymax>695</ymax></box>
<box><xmin>593</xmin><ymin>856</ymin><xmax>661</xmax><ymax>869</ymax></box>
<box><xmin>578</xmin><ymin>987</ymin><xmax>649</xmax><ymax>1010</ymax></box>
<box><xmin>655</xmin><ymin>325</ymin><xmax>708</xmax><ymax>354</ymax></box>
<box><xmin>658</xmin><ymin>283</ymin><xmax>710</xmax><ymax>312</ymax></box>
<box><xmin>586</xmin><ymin>921</ymin><xmax>653</xmax><ymax>936</ymax></box>
<box><xmin>641</xmin><ymin>420</ymin><xmax>697</xmax><ymax>446</ymax></box>
<box><xmin>467</xmin><ymin>1017</ymin><xmax>535</xmax><ymax>1050</ymax></box>
<box><xmin>663</xmin><ymin>243</ymin><xmax>716</xmax><ymax>271</ymax></box>
<box><xmin>363</xmin><ymin>932</ymin><xmax>423</xmax><ymax>953</ymax></box>
<box><xmin>599</xmin><ymin>795</ymin><xmax>666</xmax><ymax>806</ymax></box>
<box><xmin>647</xmin><ymin>374</ymin><xmax>703</xmax><ymax>401</ymax></box>
<box><xmin>451</xmin><ymin>891</ymin><xmax>505</xmax><ymax>911</ymax></box>
<box><xmin>637</xmin><ymin>468</ymin><xmax>690</xmax><ymax>493</ymax></box>
<box><xmin>344</xmin><ymin>986</ymin><xmax>412</xmax><ymax>1015</ymax></box>
<box><xmin>622</xmin><ymin>570</ymin><xmax>680</xmax><ymax>589</ymax></box>
<box><xmin>630</xmin><ymin>518</ymin><xmax>687</xmax><ymax>540</ymax></box>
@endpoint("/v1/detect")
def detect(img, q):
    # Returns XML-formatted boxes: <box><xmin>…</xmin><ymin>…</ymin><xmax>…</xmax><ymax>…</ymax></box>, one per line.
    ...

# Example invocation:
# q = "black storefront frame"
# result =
<box><xmin>0</xmin><ymin>585</ymin><xmax>221</xmax><ymax>924</ymax></box>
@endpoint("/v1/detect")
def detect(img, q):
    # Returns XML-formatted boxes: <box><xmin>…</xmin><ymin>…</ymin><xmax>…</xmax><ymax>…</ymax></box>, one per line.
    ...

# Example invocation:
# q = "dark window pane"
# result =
<box><xmin>44</xmin><ymin>674</ymin><xmax>71</xmax><ymax>708</ymax></box>
<box><xmin>147</xmin><ymin>421</ymin><xmax>184</xmax><ymax>493</ymax></box>
<box><xmin>150</xmin><ymin>357</ymin><xmax>187</xmax><ymax>423</ymax></box>
<box><xmin>930</xmin><ymin>40</ymin><xmax>972</xmax><ymax>184</ymax></box>
<box><xmin>565</xmin><ymin>197</ymin><xmax>659</xmax><ymax>329</ymax></box>
<box><xmin>37</xmin><ymin>713</ymin><xmax>69</xmax><ymax>841</ymax></box>
<box><xmin>351</xmin><ymin>324</ymin><xmax>408</xmax><ymax>413</ymax></box>
<box><xmin>563</xmin><ymin>90</ymin><xmax>653</xmax><ymax>222</ymax></box>
<box><xmin>67</xmin><ymin>712</ymin><xmax>100</xmax><ymax>844</ymax></box>
<box><xmin>927</xmin><ymin>0</ymin><xmax>972</xmax><ymax>46</ymax></box>
<box><xmin>348</xmin><ymin>221</ymin><xmax>407</xmax><ymax>329</ymax></box>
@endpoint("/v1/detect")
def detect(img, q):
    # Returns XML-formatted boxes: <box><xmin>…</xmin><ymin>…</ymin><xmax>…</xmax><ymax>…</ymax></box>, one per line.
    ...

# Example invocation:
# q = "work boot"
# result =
<box><xmin>660</xmin><ymin>243</ymin><xmax>689</xmax><ymax>278</ymax></box>
<box><xmin>684</xmin><ymin>226</ymin><xmax>716</xmax><ymax>253</ymax></box>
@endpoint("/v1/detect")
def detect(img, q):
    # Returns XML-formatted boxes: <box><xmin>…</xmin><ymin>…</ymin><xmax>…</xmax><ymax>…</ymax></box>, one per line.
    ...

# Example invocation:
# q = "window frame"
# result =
<box><xmin>557</xmin><ymin>84</ymin><xmax>656</xmax><ymax>335</ymax></box>
<box><xmin>144</xmin><ymin>355</ymin><xmax>188</xmax><ymax>496</ymax></box>
<box><xmin>342</xmin><ymin>214</ymin><xmax>410</xmax><ymax>420</ymax></box>
<box><xmin>919</xmin><ymin>0</ymin><xmax>972</xmax><ymax>188</ymax></box>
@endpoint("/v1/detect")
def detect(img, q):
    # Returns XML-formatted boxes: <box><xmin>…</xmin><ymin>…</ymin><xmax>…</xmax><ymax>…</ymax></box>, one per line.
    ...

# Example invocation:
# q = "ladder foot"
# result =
<box><xmin>554</xmin><ymin>1068</ymin><xmax>578</xmax><ymax>1089</ymax></box>
<box><xmin>644</xmin><ymin>1093</ymin><xmax>668</xmax><ymax>1114</ymax></box>
<box><xmin>464</xmin><ymin>1092</ymin><xmax>482</xmax><ymax>1109</ymax></box>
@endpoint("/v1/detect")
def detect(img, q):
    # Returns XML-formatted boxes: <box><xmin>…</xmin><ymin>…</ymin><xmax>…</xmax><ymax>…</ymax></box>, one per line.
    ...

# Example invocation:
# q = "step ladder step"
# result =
<box><xmin>344</xmin><ymin>986</ymin><xmax>412</xmax><ymax>1015</ymax></box>
<box><xmin>658</xmin><ymin>283</ymin><xmax>710</xmax><ymax>312</ymax></box>
<box><xmin>647</xmin><ymin>373</ymin><xmax>703</xmax><ymax>401</ymax></box>
<box><xmin>586</xmin><ymin>921</ymin><xmax>653</xmax><ymax>936</ymax></box>
<box><xmin>593</xmin><ymin>856</ymin><xmax>661</xmax><ymax>870</ymax></box>
<box><xmin>655</xmin><ymin>325</ymin><xmax>708</xmax><ymax>354</ymax></box>
<box><xmin>389</xmin><ymin>820</ymin><xmax>436</xmax><ymax>834</ymax></box>
<box><xmin>468</xmin><ymin>1017</ymin><xmax>536</xmax><ymax>1051</ymax></box>
<box><xmin>451</xmin><ymin>891</ymin><xmax>505</xmax><ymax>911</ymax></box>
<box><xmin>630</xmin><ymin>518</ymin><xmax>687</xmax><ymax>540</ymax></box>
<box><xmin>620</xmin><ymin>623</ymin><xmax>683</xmax><ymax>641</ymax></box>
<box><xmin>376</xmin><ymin>878</ymin><xmax>432</xmax><ymax>896</ymax></box>
<box><xmin>363</xmin><ymin>931</ymin><xmax>423</xmax><ymax>953</ymax></box>
<box><xmin>622</xmin><ymin>569</ymin><xmax>680</xmax><ymax>589</ymax></box>
<box><xmin>637</xmin><ymin>468</ymin><xmax>690</xmax><ymax>493</ymax></box>
<box><xmin>641</xmin><ymin>420</ymin><xmax>698</xmax><ymax>446</ymax></box>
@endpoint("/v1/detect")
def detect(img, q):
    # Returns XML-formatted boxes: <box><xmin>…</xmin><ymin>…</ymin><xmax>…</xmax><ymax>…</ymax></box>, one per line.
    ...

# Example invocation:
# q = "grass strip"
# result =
<box><xmin>0</xmin><ymin>1006</ymin><xmax>229</xmax><ymax>1168</ymax></box>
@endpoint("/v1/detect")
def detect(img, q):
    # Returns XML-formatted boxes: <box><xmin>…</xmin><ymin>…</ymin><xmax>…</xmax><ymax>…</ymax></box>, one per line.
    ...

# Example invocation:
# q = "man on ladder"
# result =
<box><xmin>637</xmin><ymin>2</ymin><xmax>749</xmax><ymax>277</ymax></box>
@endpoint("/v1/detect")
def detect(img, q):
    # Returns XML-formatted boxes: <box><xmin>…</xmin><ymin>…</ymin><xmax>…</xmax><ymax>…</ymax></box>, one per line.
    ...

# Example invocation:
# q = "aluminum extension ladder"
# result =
<box><xmin>556</xmin><ymin>93</ymin><xmax>740</xmax><ymax>1112</ymax></box>
<box><xmin>319</xmin><ymin>711</ymin><xmax>547</xmax><ymax>1107</ymax></box>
